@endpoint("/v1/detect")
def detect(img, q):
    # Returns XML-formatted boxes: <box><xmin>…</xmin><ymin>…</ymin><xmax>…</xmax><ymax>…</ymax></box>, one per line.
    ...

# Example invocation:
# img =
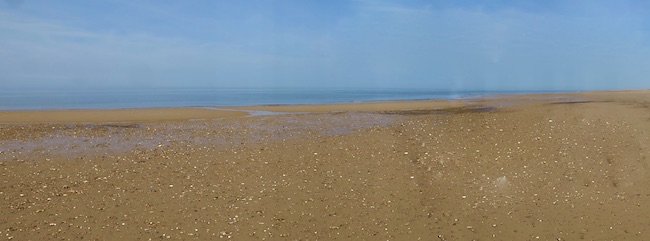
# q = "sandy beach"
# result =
<box><xmin>1</xmin><ymin>90</ymin><xmax>650</xmax><ymax>240</ymax></box>
<box><xmin>0</xmin><ymin>108</ymin><xmax>248</xmax><ymax>123</ymax></box>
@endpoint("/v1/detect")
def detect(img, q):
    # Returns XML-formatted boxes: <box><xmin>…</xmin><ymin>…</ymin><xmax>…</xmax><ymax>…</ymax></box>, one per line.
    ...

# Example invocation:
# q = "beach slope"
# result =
<box><xmin>1</xmin><ymin>91</ymin><xmax>649</xmax><ymax>240</ymax></box>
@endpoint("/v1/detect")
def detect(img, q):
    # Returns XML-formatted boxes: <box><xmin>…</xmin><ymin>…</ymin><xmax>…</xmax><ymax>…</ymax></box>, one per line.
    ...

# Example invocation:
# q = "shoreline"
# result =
<box><xmin>0</xmin><ymin>89</ymin><xmax>648</xmax><ymax>123</ymax></box>
<box><xmin>1</xmin><ymin>89</ymin><xmax>649</xmax><ymax>240</ymax></box>
<box><xmin>0</xmin><ymin>108</ymin><xmax>248</xmax><ymax>123</ymax></box>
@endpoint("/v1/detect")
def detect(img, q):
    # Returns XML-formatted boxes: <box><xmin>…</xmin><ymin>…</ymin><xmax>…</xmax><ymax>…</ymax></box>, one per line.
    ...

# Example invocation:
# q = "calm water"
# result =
<box><xmin>0</xmin><ymin>88</ymin><xmax>570</xmax><ymax>111</ymax></box>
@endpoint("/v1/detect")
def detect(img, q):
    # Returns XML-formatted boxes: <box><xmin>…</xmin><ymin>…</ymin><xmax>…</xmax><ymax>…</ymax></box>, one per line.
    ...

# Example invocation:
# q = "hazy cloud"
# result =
<box><xmin>1</xmin><ymin>1</ymin><xmax>649</xmax><ymax>90</ymax></box>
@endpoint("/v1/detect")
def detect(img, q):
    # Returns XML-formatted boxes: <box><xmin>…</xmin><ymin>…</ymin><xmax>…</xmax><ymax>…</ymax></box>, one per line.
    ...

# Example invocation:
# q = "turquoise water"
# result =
<box><xmin>0</xmin><ymin>88</ymin><xmax>572</xmax><ymax>111</ymax></box>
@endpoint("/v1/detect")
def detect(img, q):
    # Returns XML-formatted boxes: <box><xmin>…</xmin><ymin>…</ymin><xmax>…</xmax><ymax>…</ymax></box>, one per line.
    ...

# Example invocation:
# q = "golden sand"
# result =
<box><xmin>0</xmin><ymin>108</ymin><xmax>247</xmax><ymax>123</ymax></box>
<box><xmin>1</xmin><ymin>90</ymin><xmax>649</xmax><ymax>240</ymax></box>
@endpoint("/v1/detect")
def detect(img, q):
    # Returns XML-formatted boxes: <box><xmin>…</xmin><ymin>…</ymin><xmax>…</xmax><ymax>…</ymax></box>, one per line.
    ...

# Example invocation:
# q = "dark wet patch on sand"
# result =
<box><xmin>98</xmin><ymin>123</ymin><xmax>141</xmax><ymax>128</ymax></box>
<box><xmin>381</xmin><ymin>106</ymin><xmax>498</xmax><ymax>115</ymax></box>
<box><xmin>549</xmin><ymin>100</ymin><xmax>595</xmax><ymax>105</ymax></box>
<box><xmin>0</xmin><ymin>112</ymin><xmax>398</xmax><ymax>161</ymax></box>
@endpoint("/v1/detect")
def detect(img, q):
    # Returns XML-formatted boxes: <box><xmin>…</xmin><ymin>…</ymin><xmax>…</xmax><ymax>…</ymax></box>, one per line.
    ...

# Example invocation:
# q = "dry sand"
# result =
<box><xmin>1</xmin><ymin>90</ymin><xmax>650</xmax><ymax>240</ymax></box>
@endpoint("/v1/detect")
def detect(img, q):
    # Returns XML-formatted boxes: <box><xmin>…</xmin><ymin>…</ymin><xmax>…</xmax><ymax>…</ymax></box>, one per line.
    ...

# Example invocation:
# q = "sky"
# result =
<box><xmin>1</xmin><ymin>0</ymin><xmax>650</xmax><ymax>91</ymax></box>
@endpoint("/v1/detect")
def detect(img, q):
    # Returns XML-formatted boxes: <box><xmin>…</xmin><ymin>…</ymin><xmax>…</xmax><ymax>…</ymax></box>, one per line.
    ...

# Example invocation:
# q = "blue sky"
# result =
<box><xmin>1</xmin><ymin>0</ymin><xmax>650</xmax><ymax>90</ymax></box>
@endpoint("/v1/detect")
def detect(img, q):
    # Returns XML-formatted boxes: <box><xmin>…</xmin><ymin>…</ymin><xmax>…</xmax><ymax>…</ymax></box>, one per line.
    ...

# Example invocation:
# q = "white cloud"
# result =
<box><xmin>0</xmin><ymin>9</ymin><xmax>295</xmax><ymax>87</ymax></box>
<box><xmin>2</xmin><ymin>1</ymin><xmax>650</xmax><ymax>90</ymax></box>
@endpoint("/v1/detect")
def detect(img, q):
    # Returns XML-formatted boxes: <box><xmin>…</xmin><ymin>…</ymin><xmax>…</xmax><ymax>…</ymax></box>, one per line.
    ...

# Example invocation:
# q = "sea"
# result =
<box><xmin>0</xmin><ymin>88</ymin><xmax>572</xmax><ymax>111</ymax></box>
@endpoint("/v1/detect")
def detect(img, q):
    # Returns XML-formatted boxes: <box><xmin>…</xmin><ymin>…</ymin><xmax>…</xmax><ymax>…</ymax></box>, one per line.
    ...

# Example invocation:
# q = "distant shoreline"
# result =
<box><xmin>0</xmin><ymin>90</ymin><xmax>646</xmax><ymax>123</ymax></box>
<box><xmin>0</xmin><ymin>88</ymin><xmax>581</xmax><ymax>112</ymax></box>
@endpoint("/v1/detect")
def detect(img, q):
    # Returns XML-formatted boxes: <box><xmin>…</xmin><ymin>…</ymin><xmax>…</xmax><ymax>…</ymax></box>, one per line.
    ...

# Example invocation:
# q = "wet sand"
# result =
<box><xmin>230</xmin><ymin>99</ymin><xmax>465</xmax><ymax>113</ymax></box>
<box><xmin>1</xmin><ymin>90</ymin><xmax>650</xmax><ymax>240</ymax></box>
<box><xmin>0</xmin><ymin>108</ymin><xmax>247</xmax><ymax>123</ymax></box>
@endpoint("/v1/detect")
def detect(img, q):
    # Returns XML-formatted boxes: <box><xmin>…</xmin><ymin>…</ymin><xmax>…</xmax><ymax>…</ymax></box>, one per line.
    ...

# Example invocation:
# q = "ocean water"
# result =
<box><xmin>0</xmin><ymin>88</ymin><xmax>569</xmax><ymax>111</ymax></box>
